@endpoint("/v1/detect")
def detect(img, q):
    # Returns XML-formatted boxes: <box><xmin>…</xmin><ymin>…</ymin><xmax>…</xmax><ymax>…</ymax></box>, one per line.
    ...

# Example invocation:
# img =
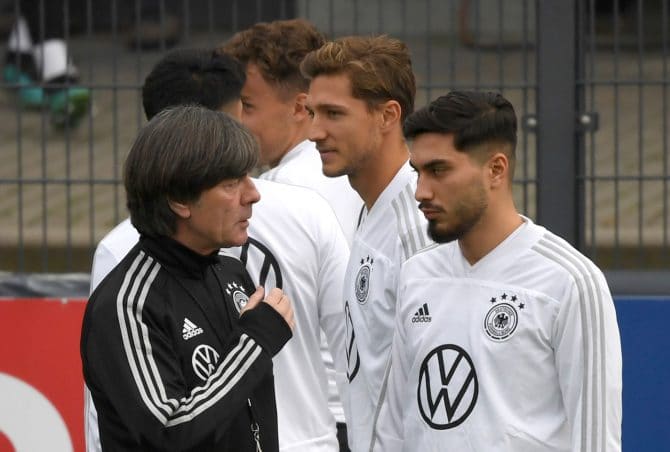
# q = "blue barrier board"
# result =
<box><xmin>615</xmin><ymin>296</ymin><xmax>670</xmax><ymax>451</ymax></box>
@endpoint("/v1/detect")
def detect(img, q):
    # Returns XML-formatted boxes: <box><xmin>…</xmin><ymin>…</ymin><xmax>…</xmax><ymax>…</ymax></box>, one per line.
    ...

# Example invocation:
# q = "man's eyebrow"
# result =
<box><xmin>410</xmin><ymin>159</ymin><xmax>448</xmax><ymax>171</ymax></box>
<box><xmin>312</xmin><ymin>102</ymin><xmax>347</xmax><ymax>110</ymax></box>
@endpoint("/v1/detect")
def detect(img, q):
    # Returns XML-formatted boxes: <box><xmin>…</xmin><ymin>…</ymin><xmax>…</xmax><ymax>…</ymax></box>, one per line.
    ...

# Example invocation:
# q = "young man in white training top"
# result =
<box><xmin>222</xmin><ymin>21</ymin><xmax>363</xmax><ymax>451</ymax></box>
<box><xmin>302</xmin><ymin>35</ymin><xmax>432</xmax><ymax>452</ymax></box>
<box><xmin>220</xmin><ymin>19</ymin><xmax>362</xmax><ymax>245</ymax></box>
<box><xmin>374</xmin><ymin>91</ymin><xmax>622</xmax><ymax>452</ymax></box>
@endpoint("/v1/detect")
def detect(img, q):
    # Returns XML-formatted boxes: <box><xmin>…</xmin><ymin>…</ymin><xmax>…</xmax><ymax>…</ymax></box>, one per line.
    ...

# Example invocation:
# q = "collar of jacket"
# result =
<box><xmin>139</xmin><ymin>234</ymin><xmax>221</xmax><ymax>279</ymax></box>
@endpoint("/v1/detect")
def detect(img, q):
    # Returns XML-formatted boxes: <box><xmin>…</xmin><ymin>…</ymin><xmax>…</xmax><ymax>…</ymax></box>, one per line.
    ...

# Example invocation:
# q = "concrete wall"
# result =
<box><xmin>298</xmin><ymin>0</ymin><xmax>536</xmax><ymax>44</ymax></box>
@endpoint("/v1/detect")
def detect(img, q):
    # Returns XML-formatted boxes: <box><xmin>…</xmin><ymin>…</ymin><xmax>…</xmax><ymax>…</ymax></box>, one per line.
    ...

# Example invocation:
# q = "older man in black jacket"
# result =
<box><xmin>81</xmin><ymin>105</ymin><xmax>294</xmax><ymax>451</ymax></box>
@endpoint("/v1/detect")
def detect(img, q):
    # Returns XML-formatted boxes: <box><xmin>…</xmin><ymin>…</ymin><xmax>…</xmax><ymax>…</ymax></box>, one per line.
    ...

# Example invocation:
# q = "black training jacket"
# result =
<box><xmin>81</xmin><ymin>235</ymin><xmax>292</xmax><ymax>451</ymax></box>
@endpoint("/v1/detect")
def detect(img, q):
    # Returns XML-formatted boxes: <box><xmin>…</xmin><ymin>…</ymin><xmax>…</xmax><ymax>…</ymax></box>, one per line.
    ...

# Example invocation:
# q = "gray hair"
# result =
<box><xmin>124</xmin><ymin>105</ymin><xmax>259</xmax><ymax>237</ymax></box>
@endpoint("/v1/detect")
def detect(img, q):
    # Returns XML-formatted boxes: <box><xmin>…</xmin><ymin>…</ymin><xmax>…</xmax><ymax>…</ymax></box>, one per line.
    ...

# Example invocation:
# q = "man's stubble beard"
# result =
<box><xmin>428</xmin><ymin>181</ymin><xmax>488</xmax><ymax>244</ymax></box>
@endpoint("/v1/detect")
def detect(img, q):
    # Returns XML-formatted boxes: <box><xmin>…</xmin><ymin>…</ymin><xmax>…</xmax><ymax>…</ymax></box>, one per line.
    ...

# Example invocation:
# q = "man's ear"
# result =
<box><xmin>168</xmin><ymin>199</ymin><xmax>191</xmax><ymax>219</ymax></box>
<box><xmin>488</xmin><ymin>152</ymin><xmax>509</xmax><ymax>189</ymax></box>
<box><xmin>293</xmin><ymin>92</ymin><xmax>310</xmax><ymax>121</ymax></box>
<box><xmin>380</xmin><ymin>100</ymin><xmax>402</xmax><ymax>131</ymax></box>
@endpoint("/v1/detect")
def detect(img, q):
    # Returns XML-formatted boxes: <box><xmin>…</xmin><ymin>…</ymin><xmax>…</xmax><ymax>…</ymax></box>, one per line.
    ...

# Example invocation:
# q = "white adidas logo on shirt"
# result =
<box><xmin>182</xmin><ymin>317</ymin><xmax>204</xmax><ymax>340</ymax></box>
<box><xmin>411</xmin><ymin>303</ymin><xmax>432</xmax><ymax>323</ymax></box>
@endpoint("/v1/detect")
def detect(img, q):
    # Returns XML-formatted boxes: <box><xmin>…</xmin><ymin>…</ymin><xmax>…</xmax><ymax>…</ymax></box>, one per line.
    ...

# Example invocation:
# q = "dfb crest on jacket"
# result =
<box><xmin>354</xmin><ymin>255</ymin><xmax>374</xmax><ymax>304</ymax></box>
<box><xmin>484</xmin><ymin>292</ymin><xmax>525</xmax><ymax>341</ymax></box>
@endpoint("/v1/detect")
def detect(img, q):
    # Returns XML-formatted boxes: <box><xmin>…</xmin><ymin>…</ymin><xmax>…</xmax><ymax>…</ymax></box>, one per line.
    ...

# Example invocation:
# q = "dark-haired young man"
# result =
<box><xmin>141</xmin><ymin>47</ymin><xmax>245</xmax><ymax>120</ymax></box>
<box><xmin>374</xmin><ymin>91</ymin><xmax>622</xmax><ymax>452</ymax></box>
<box><xmin>81</xmin><ymin>105</ymin><xmax>294</xmax><ymax>451</ymax></box>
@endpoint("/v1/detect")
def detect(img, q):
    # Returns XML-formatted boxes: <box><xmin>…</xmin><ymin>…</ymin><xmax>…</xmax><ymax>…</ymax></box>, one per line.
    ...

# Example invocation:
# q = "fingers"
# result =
<box><xmin>263</xmin><ymin>288</ymin><xmax>295</xmax><ymax>331</ymax></box>
<box><xmin>279</xmin><ymin>294</ymin><xmax>295</xmax><ymax>330</ymax></box>
<box><xmin>240</xmin><ymin>286</ymin><xmax>264</xmax><ymax>315</ymax></box>
<box><xmin>240</xmin><ymin>287</ymin><xmax>295</xmax><ymax>331</ymax></box>
<box><xmin>263</xmin><ymin>287</ymin><xmax>283</xmax><ymax>304</ymax></box>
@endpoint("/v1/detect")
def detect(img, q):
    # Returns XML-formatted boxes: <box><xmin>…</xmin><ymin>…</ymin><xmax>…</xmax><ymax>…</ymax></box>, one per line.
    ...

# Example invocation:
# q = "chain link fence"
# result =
<box><xmin>0</xmin><ymin>0</ymin><xmax>668</xmax><ymax>281</ymax></box>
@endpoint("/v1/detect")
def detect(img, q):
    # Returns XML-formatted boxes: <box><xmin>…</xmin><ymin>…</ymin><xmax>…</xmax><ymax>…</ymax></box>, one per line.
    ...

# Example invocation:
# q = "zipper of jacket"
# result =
<box><xmin>208</xmin><ymin>262</ymin><xmax>263</xmax><ymax>451</ymax></box>
<box><xmin>247</xmin><ymin>398</ymin><xmax>262</xmax><ymax>451</ymax></box>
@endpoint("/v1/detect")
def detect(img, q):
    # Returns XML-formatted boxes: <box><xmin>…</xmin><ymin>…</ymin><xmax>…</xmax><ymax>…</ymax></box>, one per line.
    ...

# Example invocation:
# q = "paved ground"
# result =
<box><xmin>0</xmin><ymin>31</ymin><xmax>668</xmax><ymax>271</ymax></box>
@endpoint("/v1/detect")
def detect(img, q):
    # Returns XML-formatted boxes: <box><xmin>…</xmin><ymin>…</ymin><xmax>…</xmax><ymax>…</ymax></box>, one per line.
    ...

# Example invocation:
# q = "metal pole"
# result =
<box><xmin>536</xmin><ymin>0</ymin><xmax>581</xmax><ymax>246</ymax></box>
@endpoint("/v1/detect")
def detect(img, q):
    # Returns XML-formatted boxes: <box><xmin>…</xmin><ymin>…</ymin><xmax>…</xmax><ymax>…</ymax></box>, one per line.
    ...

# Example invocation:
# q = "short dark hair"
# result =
<box><xmin>220</xmin><ymin>18</ymin><xmax>325</xmax><ymax>97</ymax></box>
<box><xmin>124</xmin><ymin>105</ymin><xmax>259</xmax><ymax>237</ymax></box>
<box><xmin>404</xmin><ymin>90</ymin><xmax>517</xmax><ymax>166</ymax></box>
<box><xmin>142</xmin><ymin>48</ymin><xmax>245</xmax><ymax>120</ymax></box>
<box><xmin>300</xmin><ymin>35</ymin><xmax>416</xmax><ymax>122</ymax></box>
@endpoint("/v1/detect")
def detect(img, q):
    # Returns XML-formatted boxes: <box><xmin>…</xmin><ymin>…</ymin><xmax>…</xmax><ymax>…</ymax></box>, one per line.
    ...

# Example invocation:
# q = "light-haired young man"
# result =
<box><xmin>302</xmin><ymin>35</ymin><xmax>432</xmax><ymax>452</ymax></box>
<box><xmin>223</xmin><ymin>21</ymin><xmax>363</xmax><ymax>451</ymax></box>
<box><xmin>221</xmin><ymin>19</ymin><xmax>362</xmax><ymax>244</ymax></box>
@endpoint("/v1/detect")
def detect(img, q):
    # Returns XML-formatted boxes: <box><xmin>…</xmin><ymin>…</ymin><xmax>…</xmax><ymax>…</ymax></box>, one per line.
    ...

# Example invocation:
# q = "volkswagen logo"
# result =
<box><xmin>417</xmin><ymin>344</ymin><xmax>478</xmax><ymax>429</ymax></box>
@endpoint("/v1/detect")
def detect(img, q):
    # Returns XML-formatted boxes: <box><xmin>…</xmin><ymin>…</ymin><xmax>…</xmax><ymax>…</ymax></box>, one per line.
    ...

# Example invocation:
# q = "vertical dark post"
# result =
<box><xmin>536</xmin><ymin>0</ymin><xmax>582</xmax><ymax>246</ymax></box>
